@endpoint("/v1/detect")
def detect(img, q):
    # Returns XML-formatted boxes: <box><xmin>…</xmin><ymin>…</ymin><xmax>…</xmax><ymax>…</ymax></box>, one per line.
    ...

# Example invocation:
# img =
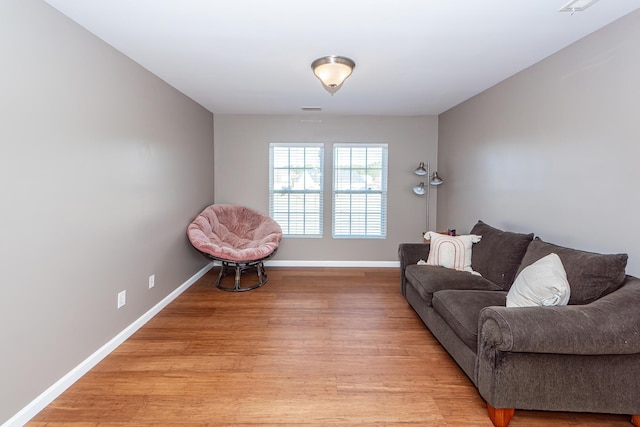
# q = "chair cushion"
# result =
<box><xmin>515</xmin><ymin>238</ymin><xmax>628</xmax><ymax>305</ymax></box>
<box><xmin>432</xmin><ymin>289</ymin><xmax>507</xmax><ymax>350</ymax></box>
<box><xmin>405</xmin><ymin>264</ymin><xmax>503</xmax><ymax>307</ymax></box>
<box><xmin>187</xmin><ymin>204</ymin><xmax>282</xmax><ymax>262</ymax></box>
<box><xmin>470</xmin><ymin>221</ymin><xmax>534</xmax><ymax>290</ymax></box>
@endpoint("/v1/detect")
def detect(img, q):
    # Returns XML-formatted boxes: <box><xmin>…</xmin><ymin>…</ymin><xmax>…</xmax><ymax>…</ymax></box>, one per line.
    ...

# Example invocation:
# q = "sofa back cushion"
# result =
<box><xmin>470</xmin><ymin>221</ymin><xmax>534</xmax><ymax>290</ymax></box>
<box><xmin>515</xmin><ymin>238</ymin><xmax>628</xmax><ymax>305</ymax></box>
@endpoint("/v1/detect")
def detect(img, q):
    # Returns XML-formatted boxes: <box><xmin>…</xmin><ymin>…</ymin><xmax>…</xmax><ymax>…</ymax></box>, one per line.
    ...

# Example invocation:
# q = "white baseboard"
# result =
<box><xmin>2</xmin><ymin>262</ymin><xmax>214</xmax><ymax>427</ymax></box>
<box><xmin>265</xmin><ymin>260</ymin><xmax>400</xmax><ymax>268</ymax></box>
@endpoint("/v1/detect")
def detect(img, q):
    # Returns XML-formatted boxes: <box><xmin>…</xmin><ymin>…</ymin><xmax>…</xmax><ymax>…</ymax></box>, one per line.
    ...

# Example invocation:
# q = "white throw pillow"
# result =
<box><xmin>424</xmin><ymin>232</ymin><xmax>482</xmax><ymax>274</ymax></box>
<box><xmin>506</xmin><ymin>253</ymin><xmax>571</xmax><ymax>307</ymax></box>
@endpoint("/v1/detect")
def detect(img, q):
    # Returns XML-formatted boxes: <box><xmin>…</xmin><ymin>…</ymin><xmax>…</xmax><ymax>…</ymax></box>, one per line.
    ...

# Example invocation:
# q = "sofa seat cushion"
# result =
<box><xmin>470</xmin><ymin>221</ymin><xmax>534</xmax><ymax>291</ymax></box>
<box><xmin>516</xmin><ymin>238</ymin><xmax>628</xmax><ymax>305</ymax></box>
<box><xmin>432</xmin><ymin>289</ymin><xmax>508</xmax><ymax>350</ymax></box>
<box><xmin>405</xmin><ymin>264</ymin><xmax>503</xmax><ymax>306</ymax></box>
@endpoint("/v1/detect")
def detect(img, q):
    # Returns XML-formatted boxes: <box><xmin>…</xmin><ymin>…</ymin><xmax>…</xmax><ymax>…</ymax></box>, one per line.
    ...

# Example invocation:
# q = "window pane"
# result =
<box><xmin>272</xmin><ymin>147</ymin><xmax>290</xmax><ymax>168</ymax></box>
<box><xmin>273</xmin><ymin>169</ymin><xmax>290</xmax><ymax>190</ymax></box>
<box><xmin>306</xmin><ymin>148</ymin><xmax>322</xmax><ymax>168</ymax></box>
<box><xmin>305</xmin><ymin>193</ymin><xmax>320</xmax><ymax>211</ymax></box>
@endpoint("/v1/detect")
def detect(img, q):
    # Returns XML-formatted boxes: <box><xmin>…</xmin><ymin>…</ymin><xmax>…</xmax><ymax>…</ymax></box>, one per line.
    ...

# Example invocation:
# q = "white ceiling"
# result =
<box><xmin>42</xmin><ymin>0</ymin><xmax>640</xmax><ymax>116</ymax></box>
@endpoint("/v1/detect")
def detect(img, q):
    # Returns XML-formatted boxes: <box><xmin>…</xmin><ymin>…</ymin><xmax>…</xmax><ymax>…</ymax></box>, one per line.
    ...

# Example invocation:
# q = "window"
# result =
<box><xmin>333</xmin><ymin>144</ymin><xmax>388</xmax><ymax>238</ymax></box>
<box><xmin>269</xmin><ymin>143</ymin><xmax>323</xmax><ymax>237</ymax></box>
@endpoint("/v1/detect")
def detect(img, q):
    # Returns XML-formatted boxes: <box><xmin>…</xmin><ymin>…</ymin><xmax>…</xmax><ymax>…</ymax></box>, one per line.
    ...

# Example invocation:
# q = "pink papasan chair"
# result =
<box><xmin>187</xmin><ymin>204</ymin><xmax>283</xmax><ymax>292</ymax></box>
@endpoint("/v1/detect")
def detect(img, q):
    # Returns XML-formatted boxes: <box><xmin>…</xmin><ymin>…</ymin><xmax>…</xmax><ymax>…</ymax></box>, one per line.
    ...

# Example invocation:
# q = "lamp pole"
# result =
<box><xmin>425</xmin><ymin>162</ymin><xmax>431</xmax><ymax>233</ymax></box>
<box><xmin>414</xmin><ymin>161</ymin><xmax>444</xmax><ymax>233</ymax></box>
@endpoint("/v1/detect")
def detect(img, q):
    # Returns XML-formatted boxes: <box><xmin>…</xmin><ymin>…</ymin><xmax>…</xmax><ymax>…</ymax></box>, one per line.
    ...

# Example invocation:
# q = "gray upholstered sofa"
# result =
<box><xmin>399</xmin><ymin>221</ymin><xmax>640</xmax><ymax>427</ymax></box>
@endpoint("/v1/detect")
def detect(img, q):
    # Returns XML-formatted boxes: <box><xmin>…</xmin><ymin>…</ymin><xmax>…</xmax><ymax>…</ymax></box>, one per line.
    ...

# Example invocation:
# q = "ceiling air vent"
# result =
<box><xmin>558</xmin><ymin>0</ymin><xmax>600</xmax><ymax>12</ymax></box>
<box><xmin>301</xmin><ymin>106</ymin><xmax>323</xmax><ymax>112</ymax></box>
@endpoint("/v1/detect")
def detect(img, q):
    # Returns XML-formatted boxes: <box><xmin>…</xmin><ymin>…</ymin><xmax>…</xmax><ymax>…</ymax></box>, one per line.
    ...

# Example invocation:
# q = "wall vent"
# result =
<box><xmin>558</xmin><ymin>0</ymin><xmax>600</xmax><ymax>12</ymax></box>
<box><xmin>301</xmin><ymin>106</ymin><xmax>323</xmax><ymax>112</ymax></box>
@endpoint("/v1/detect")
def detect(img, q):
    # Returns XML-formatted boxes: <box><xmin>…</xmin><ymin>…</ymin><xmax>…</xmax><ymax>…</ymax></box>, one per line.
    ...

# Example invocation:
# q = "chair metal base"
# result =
<box><xmin>215</xmin><ymin>259</ymin><xmax>269</xmax><ymax>292</ymax></box>
<box><xmin>195</xmin><ymin>245</ymin><xmax>278</xmax><ymax>292</ymax></box>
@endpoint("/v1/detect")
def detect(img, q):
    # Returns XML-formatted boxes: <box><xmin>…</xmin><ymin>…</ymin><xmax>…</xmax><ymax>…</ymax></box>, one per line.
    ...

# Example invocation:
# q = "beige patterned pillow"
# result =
<box><xmin>424</xmin><ymin>232</ymin><xmax>482</xmax><ymax>275</ymax></box>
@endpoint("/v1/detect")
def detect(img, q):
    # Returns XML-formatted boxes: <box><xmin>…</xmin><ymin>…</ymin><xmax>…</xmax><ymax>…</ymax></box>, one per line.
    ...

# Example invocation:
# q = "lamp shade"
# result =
<box><xmin>429</xmin><ymin>171</ymin><xmax>444</xmax><ymax>186</ymax></box>
<box><xmin>311</xmin><ymin>56</ymin><xmax>355</xmax><ymax>95</ymax></box>
<box><xmin>413</xmin><ymin>182</ymin><xmax>426</xmax><ymax>196</ymax></box>
<box><xmin>414</xmin><ymin>162</ymin><xmax>428</xmax><ymax>176</ymax></box>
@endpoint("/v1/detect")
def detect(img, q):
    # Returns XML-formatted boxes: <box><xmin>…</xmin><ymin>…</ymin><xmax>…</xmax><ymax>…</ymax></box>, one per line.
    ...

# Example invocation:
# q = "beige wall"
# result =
<box><xmin>438</xmin><ymin>10</ymin><xmax>640</xmax><ymax>276</ymax></box>
<box><xmin>214</xmin><ymin>115</ymin><xmax>438</xmax><ymax>262</ymax></box>
<box><xmin>0</xmin><ymin>0</ymin><xmax>214</xmax><ymax>423</ymax></box>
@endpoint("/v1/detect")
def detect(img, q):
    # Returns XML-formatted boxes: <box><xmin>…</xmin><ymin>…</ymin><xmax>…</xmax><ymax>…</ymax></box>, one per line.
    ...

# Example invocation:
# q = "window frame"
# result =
<box><xmin>269</xmin><ymin>143</ymin><xmax>324</xmax><ymax>238</ymax></box>
<box><xmin>332</xmin><ymin>143</ymin><xmax>388</xmax><ymax>239</ymax></box>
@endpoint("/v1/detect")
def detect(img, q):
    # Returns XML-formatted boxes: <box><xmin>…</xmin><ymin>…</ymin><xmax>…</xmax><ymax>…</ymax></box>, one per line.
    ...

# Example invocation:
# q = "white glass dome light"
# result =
<box><xmin>311</xmin><ymin>56</ymin><xmax>356</xmax><ymax>95</ymax></box>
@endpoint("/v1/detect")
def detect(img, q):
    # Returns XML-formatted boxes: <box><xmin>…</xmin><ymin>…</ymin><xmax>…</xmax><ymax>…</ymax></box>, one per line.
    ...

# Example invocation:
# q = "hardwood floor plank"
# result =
<box><xmin>27</xmin><ymin>267</ymin><xmax>634</xmax><ymax>426</ymax></box>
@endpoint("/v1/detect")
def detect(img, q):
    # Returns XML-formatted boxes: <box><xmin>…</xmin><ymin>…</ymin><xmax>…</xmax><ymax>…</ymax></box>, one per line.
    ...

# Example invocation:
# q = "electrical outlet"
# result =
<box><xmin>117</xmin><ymin>290</ymin><xmax>126</xmax><ymax>309</ymax></box>
<box><xmin>149</xmin><ymin>274</ymin><xmax>155</xmax><ymax>289</ymax></box>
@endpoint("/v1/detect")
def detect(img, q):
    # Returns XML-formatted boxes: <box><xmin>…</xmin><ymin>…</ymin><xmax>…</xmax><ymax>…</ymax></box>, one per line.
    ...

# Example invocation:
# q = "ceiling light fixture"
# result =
<box><xmin>558</xmin><ymin>0</ymin><xmax>600</xmax><ymax>12</ymax></box>
<box><xmin>311</xmin><ymin>56</ymin><xmax>356</xmax><ymax>95</ymax></box>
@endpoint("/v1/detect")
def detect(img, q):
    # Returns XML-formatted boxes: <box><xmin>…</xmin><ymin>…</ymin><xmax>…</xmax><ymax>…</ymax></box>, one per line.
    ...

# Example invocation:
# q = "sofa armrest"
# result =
<box><xmin>479</xmin><ymin>277</ymin><xmax>640</xmax><ymax>355</ymax></box>
<box><xmin>398</xmin><ymin>243</ymin><xmax>430</xmax><ymax>296</ymax></box>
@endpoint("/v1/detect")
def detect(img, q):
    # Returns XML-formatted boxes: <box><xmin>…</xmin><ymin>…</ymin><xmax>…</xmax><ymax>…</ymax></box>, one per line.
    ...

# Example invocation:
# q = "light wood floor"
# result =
<box><xmin>29</xmin><ymin>267</ymin><xmax>633</xmax><ymax>426</ymax></box>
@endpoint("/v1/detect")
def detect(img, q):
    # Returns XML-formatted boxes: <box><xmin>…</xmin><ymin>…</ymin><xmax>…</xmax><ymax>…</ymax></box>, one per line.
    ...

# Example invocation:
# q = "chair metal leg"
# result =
<box><xmin>257</xmin><ymin>262</ymin><xmax>268</xmax><ymax>285</ymax></box>
<box><xmin>216</xmin><ymin>263</ymin><xmax>226</xmax><ymax>287</ymax></box>
<box><xmin>234</xmin><ymin>265</ymin><xmax>242</xmax><ymax>290</ymax></box>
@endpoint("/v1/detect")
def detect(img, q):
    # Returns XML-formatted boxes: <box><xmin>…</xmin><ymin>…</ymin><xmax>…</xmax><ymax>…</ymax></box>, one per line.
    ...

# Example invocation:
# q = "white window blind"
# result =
<box><xmin>269</xmin><ymin>143</ymin><xmax>323</xmax><ymax>237</ymax></box>
<box><xmin>332</xmin><ymin>143</ymin><xmax>388</xmax><ymax>238</ymax></box>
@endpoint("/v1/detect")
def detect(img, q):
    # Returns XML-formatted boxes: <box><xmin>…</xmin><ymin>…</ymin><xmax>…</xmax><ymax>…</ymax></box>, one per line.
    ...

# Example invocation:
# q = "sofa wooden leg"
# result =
<box><xmin>631</xmin><ymin>414</ymin><xmax>640</xmax><ymax>426</ymax></box>
<box><xmin>486</xmin><ymin>403</ymin><xmax>514</xmax><ymax>427</ymax></box>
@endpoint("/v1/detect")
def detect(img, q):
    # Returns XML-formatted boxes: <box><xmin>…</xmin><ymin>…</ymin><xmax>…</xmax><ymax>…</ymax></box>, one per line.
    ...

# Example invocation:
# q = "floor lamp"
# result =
<box><xmin>413</xmin><ymin>162</ymin><xmax>444</xmax><ymax>232</ymax></box>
